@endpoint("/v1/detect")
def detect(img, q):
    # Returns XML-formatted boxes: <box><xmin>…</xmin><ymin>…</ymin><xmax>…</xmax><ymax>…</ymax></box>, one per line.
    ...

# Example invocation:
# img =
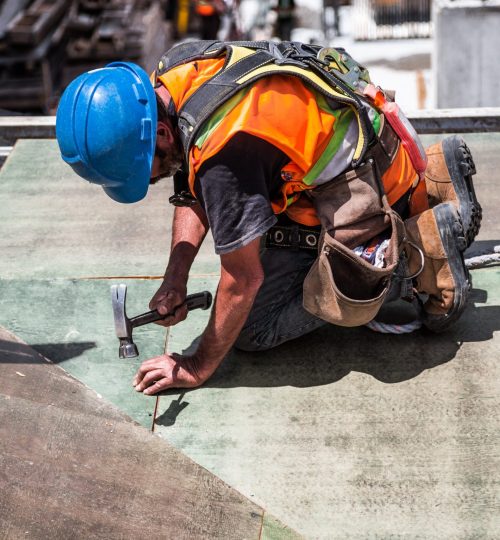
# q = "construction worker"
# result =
<box><xmin>272</xmin><ymin>0</ymin><xmax>296</xmax><ymax>41</ymax></box>
<box><xmin>194</xmin><ymin>0</ymin><xmax>226</xmax><ymax>40</ymax></box>
<box><xmin>55</xmin><ymin>41</ymin><xmax>481</xmax><ymax>394</ymax></box>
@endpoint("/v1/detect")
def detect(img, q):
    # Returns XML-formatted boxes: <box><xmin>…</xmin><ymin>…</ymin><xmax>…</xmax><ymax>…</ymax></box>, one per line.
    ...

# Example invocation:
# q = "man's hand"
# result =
<box><xmin>149</xmin><ymin>277</ymin><xmax>188</xmax><ymax>328</ymax></box>
<box><xmin>133</xmin><ymin>353</ymin><xmax>206</xmax><ymax>394</ymax></box>
<box><xmin>137</xmin><ymin>237</ymin><xmax>264</xmax><ymax>393</ymax></box>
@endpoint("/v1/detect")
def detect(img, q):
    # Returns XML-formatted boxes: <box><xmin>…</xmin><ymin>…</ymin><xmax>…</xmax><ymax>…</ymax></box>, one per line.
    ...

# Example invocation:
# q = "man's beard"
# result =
<box><xmin>150</xmin><ymin>142</ymin><xmax>184</xmax><ymax>184</ymax></box>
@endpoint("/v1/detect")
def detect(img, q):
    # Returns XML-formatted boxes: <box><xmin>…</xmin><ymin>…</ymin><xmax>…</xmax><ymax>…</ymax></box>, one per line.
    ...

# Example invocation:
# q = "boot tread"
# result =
<box><xmin>442</xmin><ymin>136</ymin><xmax>482</xmax><ymax>248</ymax></box>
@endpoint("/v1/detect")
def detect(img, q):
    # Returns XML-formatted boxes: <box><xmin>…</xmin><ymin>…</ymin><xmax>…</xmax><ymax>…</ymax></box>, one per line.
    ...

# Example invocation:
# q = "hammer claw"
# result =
<box><xmin>110</xmin><ymin>284</ymin><xmax>212</xmax><ymax>359</ymax></box>
<box><xmin>111</xmin><ymin>284</ymin><xmax>129</xmax><ymax>339</ymax></box>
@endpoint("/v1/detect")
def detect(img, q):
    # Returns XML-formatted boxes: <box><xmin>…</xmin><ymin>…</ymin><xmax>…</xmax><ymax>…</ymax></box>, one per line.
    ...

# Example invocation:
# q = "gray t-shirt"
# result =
<box><xmin>194</xmin><ymin>132</ymin><xmax>289</xmax><ymax>255</ymax></box>
<box><xmin>193</xmin><ymin>132</ymin><xmax>411</xmax><ymax>255</ymax></box>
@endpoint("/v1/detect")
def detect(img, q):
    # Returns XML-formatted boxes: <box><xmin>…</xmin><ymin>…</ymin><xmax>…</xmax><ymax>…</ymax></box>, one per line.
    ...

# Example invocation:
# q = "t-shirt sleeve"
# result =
<box><xmin>194</xmin><ymin>132</ymin><xmax>288</xmax><ymax>255</ymax></box>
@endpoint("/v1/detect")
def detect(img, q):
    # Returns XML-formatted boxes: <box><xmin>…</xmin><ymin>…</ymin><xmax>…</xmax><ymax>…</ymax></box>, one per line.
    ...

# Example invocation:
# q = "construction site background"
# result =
<box><xmin>0</xmin><ymin>0</ymin><xmax>434</xmax><ymax>114</ymax></box>
<box><xmin>0</xmin><ymin>0</ymin><xmax>498</xmax><ymax>114</ymax></box>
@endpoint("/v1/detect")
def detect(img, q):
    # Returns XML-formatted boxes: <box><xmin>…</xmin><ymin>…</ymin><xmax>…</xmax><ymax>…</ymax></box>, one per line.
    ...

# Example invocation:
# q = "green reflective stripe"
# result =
<box><xmin>317</xmin><ymin>89</ymin><xmax>381</xmax><ymax>135</ymax></box>
<box><xmin>303</xmin><ymin>107</ymin><xmax>353</xmax><ymax>185</ymax></box>
<box><xmin>315</xmin><ymin>92</ymin><xmax>335</xmax><ymax>115</ymax></box>
<box><xmin>303</xmin><ymin>91</ymin><xmax>381</xmax><ymax>185</ymax></box>
<box><xmin>286</xmin><ymin>196</ymin><xmax>296</xmax><ymax>207</ymax></box>
<box><xmin>195</xmin><ymin>86</ymin><xmax>252</xmax><ymax>149</ymax></box>
<box><xmin>372</xmin><ymin>112</ymin><xmax>381</xmax><ymax>135</ymax></box>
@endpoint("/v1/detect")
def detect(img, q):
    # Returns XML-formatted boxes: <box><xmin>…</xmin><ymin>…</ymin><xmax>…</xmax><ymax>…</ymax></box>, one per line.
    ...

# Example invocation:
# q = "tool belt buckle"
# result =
<box><xmin>266</xmin><ymin>224</ymin><xmax>319</xmax><ymax>251</ymax></box>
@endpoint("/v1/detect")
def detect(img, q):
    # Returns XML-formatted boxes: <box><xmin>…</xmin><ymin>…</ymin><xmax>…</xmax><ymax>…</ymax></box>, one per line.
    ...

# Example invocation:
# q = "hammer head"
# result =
<box><xmin>111</xmin><ymin>284</ymin><xmax>139</xmax><ymax>359</ymax></box>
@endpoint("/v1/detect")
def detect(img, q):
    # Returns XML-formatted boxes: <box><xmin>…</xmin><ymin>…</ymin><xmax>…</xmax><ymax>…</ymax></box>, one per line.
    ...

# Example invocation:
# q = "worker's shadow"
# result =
<box><xmin>180</xmin><ymin>287</ymin><xmax>500</xmax><ymax>389</ymax></box>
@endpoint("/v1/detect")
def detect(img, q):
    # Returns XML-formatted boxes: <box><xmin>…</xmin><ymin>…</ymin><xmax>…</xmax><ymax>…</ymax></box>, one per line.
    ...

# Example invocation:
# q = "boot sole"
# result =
<box><xmin>423</xmin><ymin>203</ymin><xmax>470</xmax><ymax>332</ymax></box>
<box><xmin>442</xmin><ymin>135</ymin><xmax>482</xmax><ymax>248</ymax></box>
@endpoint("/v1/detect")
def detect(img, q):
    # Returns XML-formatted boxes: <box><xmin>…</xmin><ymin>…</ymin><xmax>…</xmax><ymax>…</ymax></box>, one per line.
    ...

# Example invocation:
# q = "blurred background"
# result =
<box><xmin>0</xmin><ymin>0</ymin><xmax>498</xmax><ymax>115</ymax></box>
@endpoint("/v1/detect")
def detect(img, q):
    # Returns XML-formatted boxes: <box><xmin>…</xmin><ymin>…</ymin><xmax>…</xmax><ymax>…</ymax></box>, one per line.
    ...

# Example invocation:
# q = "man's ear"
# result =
<box><xmin>156</xmin><ymin>120</ymin><xmax>174</xmax><ymax>147</ymax></box>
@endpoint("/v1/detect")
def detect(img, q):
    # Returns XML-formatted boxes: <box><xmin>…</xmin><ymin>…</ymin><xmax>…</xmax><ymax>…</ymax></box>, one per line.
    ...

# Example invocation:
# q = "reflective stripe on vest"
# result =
<box><xmin>158</xmin><ymin>43</ymin><xmax>373</xmax><ymax>165</ymax></box>
<box><xmin>157</xmin><ymin>45</ymin><xmax>417</xmax><ymax>225</ymax></box>
<box><xmin>158</xmin><ymin>59</ymin><xmax>377</xmax><ymax>190</ymax></box>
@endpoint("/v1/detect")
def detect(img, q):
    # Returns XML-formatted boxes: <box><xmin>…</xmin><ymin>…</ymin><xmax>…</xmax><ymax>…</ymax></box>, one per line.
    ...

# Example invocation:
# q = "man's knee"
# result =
<box><xmin>234</xmin><ymin>325</ymin><xmax>273</xmax><ymax>352</ymax></box>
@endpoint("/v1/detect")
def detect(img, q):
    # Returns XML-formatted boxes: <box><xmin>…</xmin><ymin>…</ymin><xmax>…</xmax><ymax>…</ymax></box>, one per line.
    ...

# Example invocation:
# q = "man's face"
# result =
<box><xmin>150</xmin><ymin>121</ymin><xmax>183</xmax><ymax>184</ymax></box>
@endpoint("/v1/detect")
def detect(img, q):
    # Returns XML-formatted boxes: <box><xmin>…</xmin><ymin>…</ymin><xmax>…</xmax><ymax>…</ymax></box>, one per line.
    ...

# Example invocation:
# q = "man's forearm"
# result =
<box><xmin>166</xmin><ymin>204</ymin><xmax>209</xmax><ymax>280</ymax></box>
<box><xmin>137</xmin><ymin>238</ymin><xmax>264</xmax><ymax>392</ymax></box>
<box><xmin>193</xmin><ymin>270</ymin><xmax>263</xmax><ymax>380</ymax></box>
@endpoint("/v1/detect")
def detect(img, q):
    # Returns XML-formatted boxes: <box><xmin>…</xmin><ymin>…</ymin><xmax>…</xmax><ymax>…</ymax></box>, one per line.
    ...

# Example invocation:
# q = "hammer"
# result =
<box><xmin>111</xmin><ymin>284</ymin><xmax>212</xmax><ymax>359</ymax></box>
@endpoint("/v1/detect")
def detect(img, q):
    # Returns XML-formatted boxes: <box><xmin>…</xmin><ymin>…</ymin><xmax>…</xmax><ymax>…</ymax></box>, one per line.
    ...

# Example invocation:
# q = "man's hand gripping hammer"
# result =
<box><xmin>111</xmin><ymin>284</ymin><xmax>212</xmax><ymax>359</ymax></box>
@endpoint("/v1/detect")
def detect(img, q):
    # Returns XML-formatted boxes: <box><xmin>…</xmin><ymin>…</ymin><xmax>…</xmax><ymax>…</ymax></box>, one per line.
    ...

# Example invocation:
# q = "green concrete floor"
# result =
<box><xmin>0</xmin><ymin>137</ymin><xmax>499</xmax><ymax>538</ymax></box>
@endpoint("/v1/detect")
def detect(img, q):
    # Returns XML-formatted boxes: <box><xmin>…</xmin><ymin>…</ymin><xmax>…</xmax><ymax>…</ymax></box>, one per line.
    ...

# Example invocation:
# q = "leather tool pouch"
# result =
<box><xmin>303</xmin><ymin>154</ymin><xmax>405</xmax><ymax>327</ymax></box>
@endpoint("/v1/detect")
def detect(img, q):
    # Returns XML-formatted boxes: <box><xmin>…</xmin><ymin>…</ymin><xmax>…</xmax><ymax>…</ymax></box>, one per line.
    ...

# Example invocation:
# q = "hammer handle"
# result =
<box><xmin>129</xmin><ymin>291</ymin><xmax>212</xmax><ymax>329</ymax></box>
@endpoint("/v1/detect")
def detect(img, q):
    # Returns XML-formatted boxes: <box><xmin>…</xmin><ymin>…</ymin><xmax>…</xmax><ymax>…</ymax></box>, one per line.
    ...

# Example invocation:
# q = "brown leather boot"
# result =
<box><xmin>404</xmin><ymin>202</ymin><xmax>470</xmax><ymax>332</ymax></box>
<box><xmin>424</xmin><ymin>135</ymin><xmax>481</xmax><ymax>247</ymax></box>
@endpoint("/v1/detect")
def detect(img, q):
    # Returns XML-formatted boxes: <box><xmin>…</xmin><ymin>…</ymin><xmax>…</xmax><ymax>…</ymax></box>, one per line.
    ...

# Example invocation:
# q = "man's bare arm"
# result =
<box><xmin>165</xmin><ymin>204</ymin><xmax>209</xmax><ymax>280</ymax></box>
<box><xmin>150</xmin><ymin>204</ymin><xmax>209</xmax><ymax>326</ymax></box>
<box><xmin>133</xmin><ymin>237</ymin><xmax>264</xmax><ymax>393</ymax></box>
<box><xmin>192</xmin><ymin>236</ymin><xmax>265</xmax><ymax>379</ymax></box>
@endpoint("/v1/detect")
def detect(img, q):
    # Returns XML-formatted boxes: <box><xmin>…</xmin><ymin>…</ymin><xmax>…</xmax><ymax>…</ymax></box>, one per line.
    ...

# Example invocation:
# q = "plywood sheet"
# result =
<box><xmin>0</xmin><ymin>327</ymin><xmax>299</xmax><ymax>539</ymax></box>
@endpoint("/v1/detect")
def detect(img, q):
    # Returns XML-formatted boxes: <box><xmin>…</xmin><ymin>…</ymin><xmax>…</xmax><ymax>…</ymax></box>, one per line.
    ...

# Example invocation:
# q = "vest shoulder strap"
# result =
<box><xmin>156</xmin><ymin>40</ymin><xmax>269</xmax><ymax>73</ymax></box>
<box><xmin>158</xmin><ymin>41</ymin><xmax>377</xmax><ymax>166</ymax></box>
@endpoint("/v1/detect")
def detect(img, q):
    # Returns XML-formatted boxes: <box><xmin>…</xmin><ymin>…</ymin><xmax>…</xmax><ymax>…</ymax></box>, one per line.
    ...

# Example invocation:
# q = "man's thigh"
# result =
<box><xmin>234</xmin><ymin>246</ymin><xmax>326</xmax><ymax>351</ymax></box>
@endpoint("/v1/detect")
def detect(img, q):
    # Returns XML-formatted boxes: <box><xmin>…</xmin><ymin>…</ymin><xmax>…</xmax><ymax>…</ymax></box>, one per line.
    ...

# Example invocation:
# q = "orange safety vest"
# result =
<box><xmin>157</xmin><ymin>53</ymin><xmax>418</xmax><ymax>226</ymax></box>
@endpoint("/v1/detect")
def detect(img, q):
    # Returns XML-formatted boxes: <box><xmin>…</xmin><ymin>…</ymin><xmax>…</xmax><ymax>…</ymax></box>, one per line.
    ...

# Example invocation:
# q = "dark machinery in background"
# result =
<box><xmin>0</xmin><ymin>0</ymin><xmax>433</xmax><ymax>112</ymax></box>
<box><xmin>0</xmin><ymin>0</ymin><xmax>167</xmax><ymax>113</ymax></box>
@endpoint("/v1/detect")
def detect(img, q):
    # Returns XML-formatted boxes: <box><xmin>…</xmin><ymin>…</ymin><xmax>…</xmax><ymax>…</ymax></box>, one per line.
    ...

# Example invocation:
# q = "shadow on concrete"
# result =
<box><xmin>0</xmin><ymin>340</ymin><xmax>97</xmax><ymax>364</ymax></box>
<box><xmin>31</xmin><ymin>342</ymin><xmax>97</xmax><ymax>363</ymax></box>
<box><xmin>155</xmin><ymin>392</ymin><xmax>190</xmax><ymax>427</ymax></box>
<box><xmin>172</xmin><ymin>288</ymin><xmax>500</xmax><ymax>391</ymax></box>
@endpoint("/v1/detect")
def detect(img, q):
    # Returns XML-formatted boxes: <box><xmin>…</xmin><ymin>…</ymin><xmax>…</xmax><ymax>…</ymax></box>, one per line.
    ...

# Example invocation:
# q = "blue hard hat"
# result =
<box><xmin>56</xmin><ymin>62</ymin><xmax>157</xmax><ymax>203</ymax></box>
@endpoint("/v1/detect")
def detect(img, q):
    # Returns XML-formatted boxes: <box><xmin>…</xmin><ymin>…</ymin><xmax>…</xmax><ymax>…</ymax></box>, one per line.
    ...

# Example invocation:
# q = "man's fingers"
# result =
<box><xmin>132</xmin><ymin>357</ymin><xmax>168</xmax><ymax>385</ymax></box>
<box><xmin>156</xmin><ymin>291</ymin><xmax>180</xmax><ymax>315</ymax></box>
<box><xmin>153</xmin><ymin>303</ymin><xmax>188</xmax><ymax>327</ymax></box>
<box><xmin>150</xmin><ymin>290</ymin><xmax>178</xmax><ymax>313</ymax></box>
<box><xmin>134</xmin><ymin>369</ymin><xmax>166</xmax><ymax>392</ymax></box>
<box><xmin>170</xmin><ymin>305</ymin><xmax>188</xmax><ymax>325</ymax></box>
<box><xmin>131</xmin><ymin>353</ymin><xmax>201</xmax><ymax>393</ymax></box>
<box><xmin>149</xmin><ymin>291</ymin><xmax>167</xmax><ymax>311</ymax></box>
<box><xmin>143</xmin><ymin>378</ymin><xmax>171</xmax><ymax>395</ymax></box>
<box><xmin>153</xmin><ymin>314</ymin><xmax>176</xmax><ymax>327</ymax></box>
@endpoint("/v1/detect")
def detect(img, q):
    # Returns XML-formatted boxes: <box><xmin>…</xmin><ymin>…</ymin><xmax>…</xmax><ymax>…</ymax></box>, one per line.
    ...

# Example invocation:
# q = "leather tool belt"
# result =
<box><xmin>265</xmin><ymin>224</ymin><xmax>320</xmax><ymax>251</ymax></box>
<box><xmin>302</xmin><ymin>117</ymin><xmax>407</xmax><ymax>327</ymax></box>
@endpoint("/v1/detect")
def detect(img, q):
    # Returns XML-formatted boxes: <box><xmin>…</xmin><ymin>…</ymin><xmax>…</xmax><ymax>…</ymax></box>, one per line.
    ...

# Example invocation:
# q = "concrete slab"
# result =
<box><xmin>434</xmin><ymin>2</ymin><xmax>500</xmax><ymax>108</ymax></box>
<box><xmin>0</xmin><ymin>133</ymin><xmax>499</xmax><ymax>538</ymax></box>
<box><xmin>0</xmin><ymin>327</ymin><xmax>300</xmax><ymax>539</ymax></box>
<box><xmin>0</xmin><ymin>139</ymin><xmax>216</xmax><ymax>279</ymax></box>
<box><xmin>154</xmin><ymin>133</ymin><xmax>499</xmax><ymax>537</ymax></box>
<box><xmin>0</xmin><ymin>278</ymin><xmax>165</xmax><ymax>428</ymax></box>
<box><xmin>156</xmin><ymin>269</ymin><xmax>500</xmax><ymax>538</ymax></box>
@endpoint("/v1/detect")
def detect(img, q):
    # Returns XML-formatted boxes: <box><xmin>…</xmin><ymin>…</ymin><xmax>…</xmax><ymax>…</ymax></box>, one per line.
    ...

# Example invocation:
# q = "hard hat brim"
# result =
<box><xmin>102</xmin><ymin>164</ymin><xmax>150</xmax><ymax>203</ymax></box>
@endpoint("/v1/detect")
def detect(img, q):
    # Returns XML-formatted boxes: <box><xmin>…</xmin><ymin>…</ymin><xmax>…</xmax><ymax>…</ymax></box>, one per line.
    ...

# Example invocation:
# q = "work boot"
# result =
<box><xmin>404</xmin><ymin>202</ymin><xmax>470</xmax><ymax>332</ymax></box>
<box><xmin>424</xmin><ymin>135</ymin><xmax>482</xmax><ymax>247</ymax></box>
